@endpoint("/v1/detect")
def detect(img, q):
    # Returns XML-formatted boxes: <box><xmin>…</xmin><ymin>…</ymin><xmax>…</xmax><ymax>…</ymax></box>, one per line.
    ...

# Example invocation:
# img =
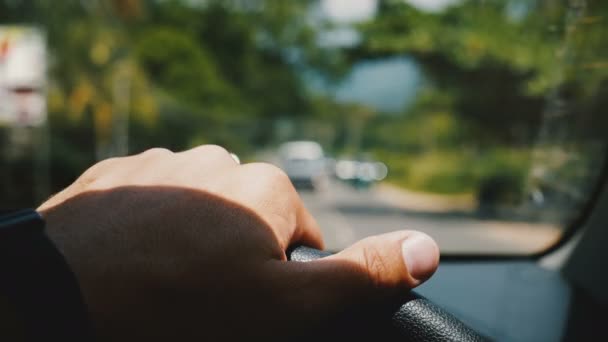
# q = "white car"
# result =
<box><xmin>278</xmin><ymin>141</ymin><xmax>328</xmax><ymax>190</ymax></box>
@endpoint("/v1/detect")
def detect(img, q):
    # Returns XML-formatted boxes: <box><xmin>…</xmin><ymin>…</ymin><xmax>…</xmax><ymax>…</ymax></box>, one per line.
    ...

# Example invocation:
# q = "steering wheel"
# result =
<box><xmin>288</xmin><ymin>246</ymin><xmax>488</xmax><ymax>342</ymax></box>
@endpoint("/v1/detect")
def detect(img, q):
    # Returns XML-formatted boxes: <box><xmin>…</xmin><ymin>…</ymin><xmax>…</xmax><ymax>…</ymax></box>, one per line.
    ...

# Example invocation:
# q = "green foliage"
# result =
<box><xmin>361</xmin><ymin>0</ymin><xmax>565</xmax><ymax>90</ymax></box>
<box><xmin>136</xmin><ymin>28</ymin><xmax>236</xmax><ymax>109</ymax></box>
<box><xmin>376</xmin><ymin>147</ymin><xmax>530</xmax><ymax>196</ymax></box>
<box><xmin>355</xmin><ymin>0</ymin><xmax>570</xmax><ymax>145</ymax></box>
<box><xmin>2</xmin><ymin>0</ymin><xmax>608</xmax><ymax>209</ymax></box>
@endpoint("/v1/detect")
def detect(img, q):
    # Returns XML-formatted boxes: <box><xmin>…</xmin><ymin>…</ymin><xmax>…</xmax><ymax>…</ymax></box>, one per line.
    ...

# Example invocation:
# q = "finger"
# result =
<box><xmin>273</xmin><ymin>231</ymin><xmax>439</xmax><ymax>319</ymax></box>
<box><xmin>227</xmin><ymin>162</ymin><xmax>324</xmax><ymax>251</ymax></box>
<box><xmin>293</xmin><ymin>203</ymin><xmax>325</xmax><ymax>250</ymax></box>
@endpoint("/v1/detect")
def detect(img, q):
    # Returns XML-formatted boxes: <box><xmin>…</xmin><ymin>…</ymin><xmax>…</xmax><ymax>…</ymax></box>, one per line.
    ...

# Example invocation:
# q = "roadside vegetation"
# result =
<box><xmin>1</xmin><ymin>0</ymin><xmax>607</xmax><ymax>213</ymax></box>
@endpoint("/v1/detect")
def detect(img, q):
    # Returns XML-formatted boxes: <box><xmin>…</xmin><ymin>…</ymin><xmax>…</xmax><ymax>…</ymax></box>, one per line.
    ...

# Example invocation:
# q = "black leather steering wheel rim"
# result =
<box><xmin>288</xmin><ymin>246</ymin><xmax>488</xmax><ymax>342</ymax></box>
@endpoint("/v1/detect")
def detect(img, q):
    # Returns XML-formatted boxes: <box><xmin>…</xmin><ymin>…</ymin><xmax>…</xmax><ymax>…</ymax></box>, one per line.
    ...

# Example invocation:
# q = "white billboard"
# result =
<box><xmin>0</xmin><ymin>26</ymin><xmax>47</xmax><ymax>127</ymax></box>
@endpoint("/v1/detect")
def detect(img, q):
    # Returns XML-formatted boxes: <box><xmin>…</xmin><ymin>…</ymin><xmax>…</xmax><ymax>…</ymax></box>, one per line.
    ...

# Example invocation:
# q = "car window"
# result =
<box><xmin>1</xmin><ymin>0</ymin><xmax>607</xmax><ymax>254</ymax></box>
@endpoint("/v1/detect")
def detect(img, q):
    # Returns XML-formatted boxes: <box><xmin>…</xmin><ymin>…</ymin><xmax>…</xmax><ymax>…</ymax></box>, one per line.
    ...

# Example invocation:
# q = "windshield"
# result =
<box><xmin>1</xmin><ymin>0</ymin><xmax>607</xmax><ymax>254</ymax></box>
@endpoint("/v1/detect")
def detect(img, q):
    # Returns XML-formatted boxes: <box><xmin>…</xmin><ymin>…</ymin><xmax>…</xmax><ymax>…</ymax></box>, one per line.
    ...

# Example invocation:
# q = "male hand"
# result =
<box><xmin>39</xmin><ymin>145</ymin><xmax>439</xmax><ymax>341</ymax></box>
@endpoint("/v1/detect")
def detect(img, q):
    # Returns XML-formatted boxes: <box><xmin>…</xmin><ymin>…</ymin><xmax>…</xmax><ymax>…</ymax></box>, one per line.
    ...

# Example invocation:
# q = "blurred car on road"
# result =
<box><xmin>278</xmin><ymin>141</ymin><xmax>329</xmax><ymax>190</ymax></box>
<box><xmin>335</xmin><ymin>159</ymin><xmax>388</xmax><ymax>189</ymax></box>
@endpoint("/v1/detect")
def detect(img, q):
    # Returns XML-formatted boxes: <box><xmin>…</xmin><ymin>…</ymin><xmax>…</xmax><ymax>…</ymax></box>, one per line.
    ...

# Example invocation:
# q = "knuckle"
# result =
<box><xmin>75</xmin><ymin>157</ymin><xmax>120</xmax><ymax>188</ymax></box>
<box><xmin>140</xmin><ymin>147</ymin><xmax>173</xmax><ymax>158</ymax></box>
<box><xmin>134</xmin><ymin>147</ymin><xmax>173</xmax><ymax>159</ymax></box>
<box><xmin>190</xmin><ymin>145</ymin><xmax>232</xmax><ymax>162</ymax></box>
<box><xmin>247</xmin><ymin>163</ymin><xmax>292</xmax><ymax>186</ymax></box>
<box><xmin>198</xmin><ymin>144</ymin><xmax>230</xmax><ymax>157</ymax></box>
<box><xmin>81</xmin><ymin>157</ymin><xmax>119</xmax><ymax>178</ymax></box>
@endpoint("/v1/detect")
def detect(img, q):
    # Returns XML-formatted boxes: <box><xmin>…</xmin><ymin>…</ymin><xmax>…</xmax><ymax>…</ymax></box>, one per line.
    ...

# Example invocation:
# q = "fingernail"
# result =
<box><xmin>401</xmin><ymin>233</ymin><xmax>439</xmax><ymax>282</ymax></box>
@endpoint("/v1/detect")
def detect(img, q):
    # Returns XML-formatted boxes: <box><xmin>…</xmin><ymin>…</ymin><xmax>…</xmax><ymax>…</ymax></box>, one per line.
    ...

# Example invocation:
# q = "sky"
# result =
<box><xmin>334</xmin><ymin>56</ymin><xmax>422</xmax><ymax>113</ymax></box>
<box><xmin>321</xmin><ymin>0</ymin><xmax>460</xmax><ymax>23</ymax></box>
<box><xmin>315</xmin><ymin>0</ymin><xmax>460</xmax><ymax>113</ymax></box>
<box><xmin>321</xmin><ymin>0</ymin><xmax>377</xmax><ymax>24</ymax></box>
<box><xmin>405</xmin><ymin>0</ymin><xmax>461</xmax><ymax>12</ymax></box>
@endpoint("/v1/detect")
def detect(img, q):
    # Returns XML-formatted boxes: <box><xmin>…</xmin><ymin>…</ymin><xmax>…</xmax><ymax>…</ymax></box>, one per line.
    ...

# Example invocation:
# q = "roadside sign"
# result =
<box><xmin>0</xmin><ymin>26</ymin><xmax>47</xmax><ymax>127</ymax></box>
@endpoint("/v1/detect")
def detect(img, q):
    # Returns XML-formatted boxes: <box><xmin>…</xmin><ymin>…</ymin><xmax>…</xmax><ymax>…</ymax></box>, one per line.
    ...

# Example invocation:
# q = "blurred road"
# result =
<box><xmin>298</xmin><ymin>181</ymin><xmax>561</xmax><ymax>254</ymax></box>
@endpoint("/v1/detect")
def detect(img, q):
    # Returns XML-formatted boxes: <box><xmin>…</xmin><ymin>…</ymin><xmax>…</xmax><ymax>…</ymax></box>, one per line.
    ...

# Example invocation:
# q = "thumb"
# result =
<box><xmin>275</xmin><ymin>231</ymin><xmax>439</xmax><ymax>320</ymax></box>
<box><xmin>326</xmin><ymin>231</ymin><xmax>439</xmax><ymax>289</ymax></box>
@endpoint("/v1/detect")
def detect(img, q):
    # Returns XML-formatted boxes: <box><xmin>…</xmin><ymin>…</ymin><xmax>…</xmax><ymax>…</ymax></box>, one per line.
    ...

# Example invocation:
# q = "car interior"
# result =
<box><xmin>1</xmin><ymin>0</ymin><xmax>607</xmax><ymax>341</ymax></box>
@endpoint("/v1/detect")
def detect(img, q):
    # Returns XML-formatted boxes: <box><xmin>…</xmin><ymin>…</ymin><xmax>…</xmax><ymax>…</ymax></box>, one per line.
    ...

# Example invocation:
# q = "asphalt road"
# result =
<box><xmin>298</xmin><ymin>181</ymin><xmax>561</xmax><ymax>255</ymax></box>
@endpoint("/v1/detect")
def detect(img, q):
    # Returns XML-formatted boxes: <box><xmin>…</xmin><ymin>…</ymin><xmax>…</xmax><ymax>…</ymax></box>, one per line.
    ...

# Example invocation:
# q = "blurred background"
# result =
<box><xmin>1</xmin><ymin>0</ymin><xmax>607</xmax><ymax>254</ymax></box>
